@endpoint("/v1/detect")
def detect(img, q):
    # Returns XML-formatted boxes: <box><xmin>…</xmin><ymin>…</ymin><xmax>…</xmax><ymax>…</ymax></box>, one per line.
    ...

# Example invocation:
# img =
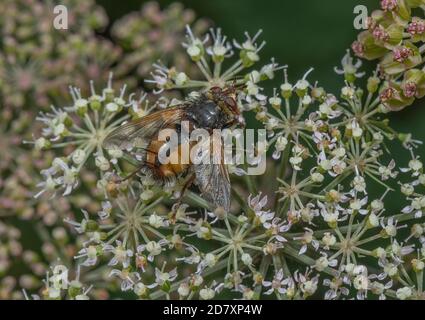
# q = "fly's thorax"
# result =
<box><xmin>186</xmin><ymin>97</ymin><xmax>232</xmax><ymax>130</ymax></box>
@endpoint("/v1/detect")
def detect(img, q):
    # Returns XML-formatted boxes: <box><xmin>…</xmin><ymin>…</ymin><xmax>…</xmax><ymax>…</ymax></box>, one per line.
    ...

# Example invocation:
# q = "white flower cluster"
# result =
<box><xmin>31</xmin><ymin>27</ymin><xmax>425</xmax><ymax>300</ymax></box>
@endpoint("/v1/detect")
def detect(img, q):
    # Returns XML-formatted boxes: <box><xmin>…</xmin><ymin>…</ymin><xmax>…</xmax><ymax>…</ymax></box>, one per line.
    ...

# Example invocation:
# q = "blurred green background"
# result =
<box><xmin>98</xmin><ymin>0</ymin><xmax>425</xmax><ymax>147</ymax></box>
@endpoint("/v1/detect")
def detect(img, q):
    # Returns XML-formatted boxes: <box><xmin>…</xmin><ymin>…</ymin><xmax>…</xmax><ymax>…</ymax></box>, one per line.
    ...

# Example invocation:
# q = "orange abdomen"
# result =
<box><xmin>146</xmin><ymin>139</ymin><xmax>192</xmax><ymax>179</ymax></box>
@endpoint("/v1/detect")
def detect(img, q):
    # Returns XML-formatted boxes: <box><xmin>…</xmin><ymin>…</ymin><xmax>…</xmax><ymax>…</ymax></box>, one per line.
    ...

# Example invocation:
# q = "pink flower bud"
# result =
<box><xmin>380</xmin><ymin>87</ymin><xmax>397</xmax><ymax>103</ymax></box>
<box><xmin>351</xmin><ymin>41</ymin><xmax>364</xmax><ymax>58</ymax></box>
<box><xmin>393</xmin><ymin>47</ymin><xmax>413</xmax><ymax>63</ymax></box>
<box><xmin>407</xmin><ymin>19</ymin><xmax>425</xmax><ymax>35</ymax></box>
<box><xmin>372</xmin><ymin>26</ymin><xmax>389</xmax><ymax>41</ymax></box>
<box><xmin>403</xmin><ymin>82</ymin><xmax>417</xmax><ymax>98</ymax></box>
<box><xmin>380</xmin><ymin>0</ymin><xmax>398</xmax><ymax>11</ymax></box>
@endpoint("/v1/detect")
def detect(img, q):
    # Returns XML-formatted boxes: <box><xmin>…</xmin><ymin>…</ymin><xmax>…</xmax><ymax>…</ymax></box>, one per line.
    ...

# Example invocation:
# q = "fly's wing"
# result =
<box><xmin>103</xmin><ymin>107</ymin><xmax>185</xmax><ymax>152</ymax></box>
<box><xmin>194</xmin><ymin>133</ymin><xmax>231</xmax><ymax>212</ymax></box>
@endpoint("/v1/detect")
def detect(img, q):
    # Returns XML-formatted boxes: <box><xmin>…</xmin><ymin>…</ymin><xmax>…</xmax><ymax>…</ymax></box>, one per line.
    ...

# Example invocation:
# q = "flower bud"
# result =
<box><xmin>367</xmin><ymin>213</ymin><xmax>380</xmax><ymax>228</ymax></box>
<box><xmin>35</xmin><ymin>137</ymin><xmax>51</xmax><ymax>150</ymax></box>
<box><xmin>75</xmin><ymin>99</ymin><xmax>88</xmax><ymax>117</ymax></box>
<box><xmin>280</xmin><ymin>83</ymin><xmax>293</xmax><ymax>99</ymax></box>
<box><xmin>140</xmin><ymin>189</ymin><xmax>154</xmax><ymax>201</ymax></box>
<box><xmin>204</xmin><ymin>253</ymin><xmax>217</xmax><ymax>268</ymax></box>
<box><xmin>199</xmin><ymin>288</ymin><xmax>215</xmax><ymax>300</ymax></box>
<box><xmin>187</xmin><ymin>43</ymin><xmax>203</xmax><ymax>62</ymax></box>
<box><xmin>240</xmin><ymin>49</ymin><xmax>259</xmax><ymax>68</ymax></box>
<box><xmin>396</xmin><ymin>287</ymin><xmax>412</xmax><ymax>300</ymax></box>
<box><xmin>89</xmin><ymin>95</ymin><xmax>102</xmax><ymax>111</ymax></box>
<box><xmin>178</xmin><ymin>283</ymin><xmax>190</xmax><ymax>297</ymax></box>
<box><xmin>311</xmin><ymin>87</ymin><xmax>326</xmax><ymax>101</ymax></box>
<box><xmin>367</xmin><ymin>76</ymin><xmax>380</xmax><ymax>93</ymax></box>
<box><xmin>105</xmin><ymin>102</ymin><xmax>119</xmax><ymax>113</ymax></box>
<box><xmin>134</xmin><ymin>282</ymin><xmax>149</xmax><ymax>298</ymax></box>
<box><xmin>72</xmin><ymin>149</ymin><xmax>86</xmax><ymax>165</ymax></box>
<box><xmin>95</xmin><ymin>156</ymin><xmax>110</xmax><ymax>171</ymax></box>
<box><xmin>103</xmin><ymin>87</ymin><xmax>115</xmax><ymax>102</ymax></box>
<box><xmin>269</xmin><ymin>96</ymin><xmax>282</xmax><ymax>110</ymax></box>
<box><xmin>295</xmin><ymin>80</ymin><xmax>309</xmax><ymax>97</ymax></box>
<box><xmin>241</xmin><ymin>253</ymin><xmax>252</xmax><ymax>266</ymax></box>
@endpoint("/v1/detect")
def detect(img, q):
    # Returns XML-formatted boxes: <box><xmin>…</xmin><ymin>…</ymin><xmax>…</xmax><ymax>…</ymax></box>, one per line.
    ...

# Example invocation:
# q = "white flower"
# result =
<box><xmin>146</xmin><ymin>241</ymin><xmax>162</xmax><ymax>257</ymax></box>
<box><xmin>175</xmin><ymin>72</ymin><xmax>188</xmax><ymax>86</ymax></box>
<box><xmin>75</xmin><ymin>98</ymin><xmax>88</xmax><ymax>111</ymax></box>
<box><xmin>352</xmin><ymin>176</ymin><xmax>366</xmax><ymax>193</ymax></box>
<box><xmin>401</xmin><ymin>183</ymin><xmax>414</xmax><ymax>196</ymax></box>
<box><xmin>298</xmin><ymin>272</ymin><xmax>319</xmax><ymax>297</ymax></box>
<box><xmin>39</xmin><ymin>158</ymin><xmax>79</xmax><ymax>196</ymax></box>
<box><xmin>106</xmin><ymin>102</ymin><xmax>119</xmax><ymax>112</ymax></box>
<box><xmin>381</xmin><ymin>261</ymin><xmax>398</xmax><ymax>278</ymax></box>
<box><xmin>149</xmin><ymin>213</ymin><xmax>167</xmax><ymax>228</ymax></box>
<box><xmin>187</xmin><ymin>44</ymin><xmax>202</xmax><ymax>59</ymax></box>
<box><xmin>273</xmin><ymin>136</ymin><xmax>288</xmax><ymax>159</ymax></box>
<box><xmin>34</xmin><ymin>137</ymin><xmax>50</xmax><ymax>150</ymax></box>
<box><xmin>378</xmin><ymin>160</ymin><xmax>397</xmax><ymax>180</ymax></box>
<box><xmin>190</xmin><ymin>274</ymin><xmax>204</xmax><ymax>287</ymax></box>
<box><xmin>204</xmin><ymin>253</ymin><xmax>217</xmax><ymax>268</ymax></box>
<box><xmin>137</xmin><ymin>239</ymin><xmax>168</xmax><ymax>262</ymax></box>
<box><xmin>341</xmin><ymin>86</ymin><xmax>355</xmax><ymax>99</ymax></box>
<box><xmin>75</xmin><ymin>245</ymin><xmax>98</xmax><ymax>266</ymax></box>
<box><xmin>351</xmin><ymin>121</ymin><xmax>363</xmax><ymax>138</ymax></box>
<box><xmin>140</xmin><ymin>189</ymin><xmax>154</xmax><ymax>201</ymax></box>
<box><xmin>295</xmin><ymin>79</ymin><xmax>309</xmax><ymax>92</ymax></box>
<box><xmin>302</xmin><ymin>95</ymin><xmax>312</xmax><ymax>106</ymax></box>
<box><xmin>98</xmin><ymin>201</ymin><xmax>112</xmax><ymax>220</ymax></box>
<box><xmin>380</xmin><ymin>217</ymin><xmax>398</xmax><ymax>237</ymax></box>
<box><xmin>353</xmin><ymin>274</ymin><xmax>369</xmax><ymax>291</ymax></box>
<box><xmin>107</xmin><ymin>148</ymin><xmax>123</xmax><ymax>164</ymax></box>
<box><xmin>280</xmin><ymin>82</ymin><xmax>293</xmax><ymax>95</ymax></box>
<box><xmin>320</xmin><ymin>206</ymin><xmax>340</xmax><ymax>228</ymax></box>
<box><xmin>401</xmin><ymin>157</ymin><xmax>423</xmax><ymax>177</ymax></box>
<box><xmin>72</xmin><ymin>149</ymin><xmax>86</xmax><ymax>165</ymax></box>
<box><xmin>34</xmin><ymin>174</ymin><xmax>57</xmax><ymax>198</ymax></box>
<box><xmin>409</xmin><ymin>159</ymin><xmax>423</xmax><ymax>172</ymax></box>
<box><xmin>109</xmin><ymin>269</ymin><xmax>140</xmax><ymax>291</ymax></box>
<box><xmin>349</xmin><ymin>197</ymin><xmax>368</xmax><ymax>215</ymax></box>
<box><xmin>95</xmin><ymin>156</ymin><xmax>110</xmax><ymax>171</ymax></box>
<box><xmin>241</xmin><ymin>253</ymin><xmax>252</xmax><ymax>266</ymax></box>
<box><xmin>134</xmin><ymin>282</ymin><xmax>148</xmax><ymax>297</ymax></box>
<box><xmin>275</xmin><ymin>136</ymin><xmax>288</xmax><ymax>151</ymax></box>
<box><xmin>263</xmin><ymin>269</ymin><xmax>291</xmax><ymax>295</ymax></box>
<box><xmin>371</xmin><ymin>199</ymin><xmax>384</xmax><ymax>211</ymax></box>
<box><xmin>178</xmin><ymin>283</ymin><xmax>190</xmax><ymax>297</ymax></box>
<box><xmin>269</xmin><ymin>96</ymin><xmax>281</xmax><ymax>108</ymax></box>
<box><xmin>322</xmin><ymin>233</ymin><xmax>337</xmax><ymax>249</ymax></box>
<box><xmin>266</xmin><ymin>117</ymin><xmax>279</xmax><ymax>131</ymax></box>
<box><xmin>105</xmin><ymin>242</ymin><xmax>133</xmax><ymax>268</ymax></box>
<box><xmin>154</xmin><ymin>267</ymin><xmax>178</xmax><ymax>286</ymax></box>
<box><xmin>334</xmin><ymin>50</ymin><xmax>365</xmax><ymax>78</ymax></box>
<box><xmin>412</xmin><ymin>259</ymin><xmax>424</xmax><ymax>272</ymax></box>
<box><xmin>367</xmin><ymin>213</ymin><xmax>380</xmax><ymax>228</ymax></box>
<box><xmin>311</xmin><ymin>172</ymin><xmax>324</xmax><ymax>183</ymax></box>
<box><xmin>289</xmin><ymin>155</ymin><xmax>303</xmax><ymax>170</ymax></box>
<box><xmin>199</xmin><ymin>288</ymin><xmax>215</xmax><ymax>300</ymax></box>
<box><xmin>315</xmin><ymin>254</ymin><xmax>337</xmax><ymax>272</ymax></box>
<box><xmin>53</xmin><ymin>123</ymin><xmax>66</xmax><ymax>137</ymax></box>
<box><xmin>396</xmin><ymin>287</ymin><xmax>412</xmax><ymax>300</ymax></box>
